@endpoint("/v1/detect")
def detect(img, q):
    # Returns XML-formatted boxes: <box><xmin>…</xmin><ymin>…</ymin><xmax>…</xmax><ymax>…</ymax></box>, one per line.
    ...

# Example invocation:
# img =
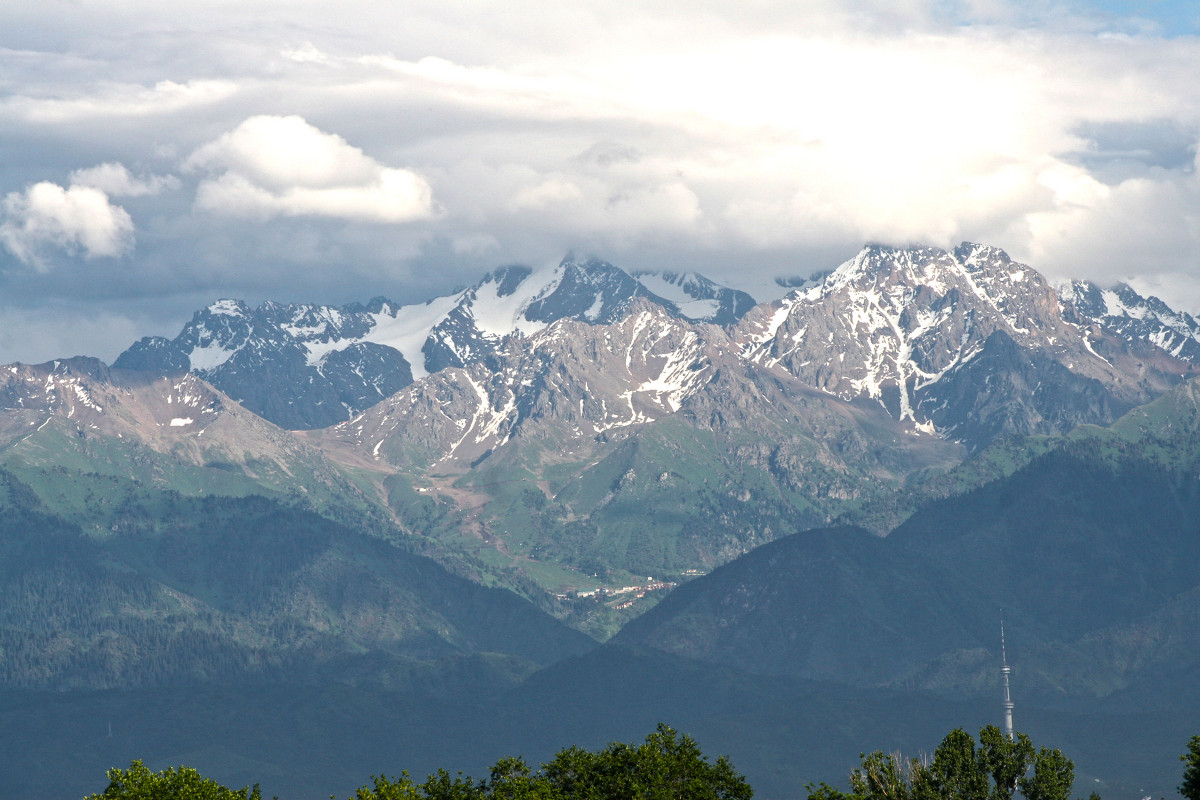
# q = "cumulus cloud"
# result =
<box><xmin>185</xmin><ymin>115</ymin><xmax>435</xmax><ymax>223</ymax></box>
<box><xmin>0</xmin><ymin>182</ymin><xmax>134</xmax><ymax>268</ymax></box>
<box><xmin>70</xmin><ymin>163</ymin><xmax>180</xmax><ymax>198</ymax></box>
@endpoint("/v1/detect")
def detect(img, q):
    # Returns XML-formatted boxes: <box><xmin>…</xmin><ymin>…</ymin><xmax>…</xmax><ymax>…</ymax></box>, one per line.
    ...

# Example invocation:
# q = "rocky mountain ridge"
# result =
<box><xmin>1062</xmin><ymin>278</ymin><xmax>1200</xmax><ymax>361</ymax></box>
<box><xmin>115</xmin><ymin>257</ymin><xmax>756</xmax><ymax>429</ymax></box>
<box><xmin>11</xmin><ymin>241</ymin><xmax>1198</xmax><ymax>595</ymax></box>
<box><xmin>114</xmin><ymin>244</ymin><xmax>1200</xmax><ymax>445</ymax></box>
<box><xmin>736</xmin><ymin>243</ymin><xmax>1193</xmax><ymax>447</ymax></box>
<box><xmin>0</xmin><ymin>357</ymin><xmax>364</xmax><ymax>513</ymax></box>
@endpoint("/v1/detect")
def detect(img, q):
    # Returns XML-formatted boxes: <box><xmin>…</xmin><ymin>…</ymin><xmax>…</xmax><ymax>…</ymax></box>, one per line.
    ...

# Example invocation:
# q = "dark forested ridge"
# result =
<box><xmin>0</xmin><ymin>466</ymin><xmax>593</xmax><ymax>692</ymax></box>
<box><xmin>5</xmin><ymin>427</ymin><xmax>1200</xmax><ymax>798</ymax></box>
<box><xmin>615</xmin><ymin>443</ymin><xmax>1200</xmax><ymax>702</ymax></box>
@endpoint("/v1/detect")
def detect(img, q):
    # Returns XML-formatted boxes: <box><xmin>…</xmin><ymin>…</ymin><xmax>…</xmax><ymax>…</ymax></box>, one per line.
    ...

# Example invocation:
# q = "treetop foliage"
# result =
<box><xmin>77</xmin><ymin>727</ymin><xmax>1200</xmax><ymax>800</ymax></box>
<box><xmin>359</xmin><ymin>724</ymin><xmax>752</xmax><ymax>800</ymax></box>
<box><xmin>88</xmin><ymin>725</ymin><xmax>750</xmax><ymax>800</ymax></box>
<box><xmin>806</xmin><ymin>727</ymin><xmax>1072</xmax><ymax>800</ymax></box>
<box><xmin>1181</xmin><ymin>735</ymin><xmax>1200</xmax><ymax>800</ymax></box>
<box><xmin>86</xmin><ymin>759</ymin><xmax>261</xmax><ymax>800</ymax></box>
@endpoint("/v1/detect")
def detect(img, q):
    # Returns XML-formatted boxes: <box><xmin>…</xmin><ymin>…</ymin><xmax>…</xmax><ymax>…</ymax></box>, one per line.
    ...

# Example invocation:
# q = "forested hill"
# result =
<box><xmin>0</xmin><ymin>466</ymin><xmax>593</xmax><ymax>691</ymax></box>
<box><xmin>614</xmin><ymin>439</ymin><xmax>1200</xmax><ymax>704</ymax></box>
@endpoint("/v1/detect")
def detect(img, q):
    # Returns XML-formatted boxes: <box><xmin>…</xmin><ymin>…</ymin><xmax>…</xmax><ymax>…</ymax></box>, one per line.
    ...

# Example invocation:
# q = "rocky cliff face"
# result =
<box><xmin>322</xmin><ymin>302</ymin><xmax>723</xmax><ymax>469</ymax></box>
<box><xmin>1062</xmin><ymin>278</ymin><xmax>1200</xmax><ymax>362</ymax></box>
<box><xmin>736</xmin><ymin>243</ymin><xmax>1195</xmax><ymax>448</ymax></box>
<box><xmin>115</xmin><ymin>257</ymin><xmax>758</xmax><ymax>429</ymax></box>
<box><xmin>314</xmin><ymin>299</ymin><xmax>963</xmax><ymax>521</ymax></box>
<box><xmin>108</xmin><ymin>241</ymin><xmax>1200</xmax><ymax>478</ymax></box>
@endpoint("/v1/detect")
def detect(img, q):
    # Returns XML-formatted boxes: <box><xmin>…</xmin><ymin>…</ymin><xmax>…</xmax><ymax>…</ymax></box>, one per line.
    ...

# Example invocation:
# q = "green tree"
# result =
<box><xmin>1016</xmin><ymin>748</ymin><xmax>1073</xmax><ymax>800</ymax></box>
<box><xmin>86</xmin><ymin>760</ymin><xmax>261</xmax><ymax>800</ymax></box>
<box><xmin>977</xmin><ymin>726</ymin><xmax>1035</xmax><ymax>800</ymax></box>
<box><xmin>420</xmin><ymin>769</ymin><xmax>485</xmax><ymax>800</ymax></box>
<box><xmin>1179</xmin><ymin>735</ymin><xmax>1200</xmax><ymax>800</ymax></box>
<box><xmin>806</xmin><ymin>728</ymin><xmax>1071</xmax><ymax>800</ymax></box>
<box><xmin>919</xmin><ymin>729</ymin><xmax>989</xmax><ymax>800</ymax></box>
<box><xmin>349</xmin><ymin>724</ymin><xmax>751</xmax><ymax>800</ymax></box>
<box><xmin>857</xmin><ymin>751</ymin><xmax>921</xmax><ymax>800</ymax></box>
<box><xmin>540</xmin><ymin>723</ymin><xmax>751</xmax><ymax>800</ymax></box>
<box><xmin>486</xmin><ymin>757</ymin><xmax>558</xmax><ymax>800</ymax></box>
<box><xmin>806</xmin><ymin>750</ymin><xmax>925</xmax><ymax>800</ymax></box>
<box><xmin>352</xmin><ymin>773</ymin><xmax>420</xmax><ymax>800</ymax></box>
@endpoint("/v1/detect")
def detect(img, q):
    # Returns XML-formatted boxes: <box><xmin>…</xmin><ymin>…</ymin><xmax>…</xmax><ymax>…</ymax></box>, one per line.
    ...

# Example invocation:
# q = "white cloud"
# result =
<box><xmin>512</xmin><ymin>178</ymin><xmax>586</xmax><ymax>210</ymax></box>
<box><xmin>186</xmin><ymin>115</ymin><xmax>435</xmax><ymax>223</ymax></box>
<box><xmin>70</xmin><ymin>163</ymin><xmax>180</xmax><ymax>198</ymax></box>
<box><xmin>1</xmin><ymin>79</ymin><xmax>237</xmax><ymax>124</ymax></box>
<box><xmin>0</xmin><ymin>182</ymin><xmax>134</xmax><ymax>268</ymax></box>
<box><xmin>288</xmin><ymin>28</ymin><xmax>1200</xmax><ymax>280</ymax></box>
<box><xmin>5</xmin><ymin>0</ymin><xmax>1200</xmax><ymax>366</ymax></box>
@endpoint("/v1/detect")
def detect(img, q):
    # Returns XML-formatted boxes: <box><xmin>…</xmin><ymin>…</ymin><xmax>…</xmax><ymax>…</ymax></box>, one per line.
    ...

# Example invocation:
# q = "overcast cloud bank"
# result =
<box><xmin>0</xmin><ymin>0</ymin><xmax>1198</xmax><ymax>363</ymax></box>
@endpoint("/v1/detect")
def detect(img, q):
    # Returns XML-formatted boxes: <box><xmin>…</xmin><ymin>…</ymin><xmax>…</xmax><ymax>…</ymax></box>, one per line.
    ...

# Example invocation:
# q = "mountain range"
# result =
<box><xmin>114</xmin><ymin>257</ymin><xmax>757</xmax><ymax>430</ymax></box>
<box><xmin>9</xmin><ymin>241</ymin><xmax>1200</xmax><ymax>605</ymax></box>
<box><xmin>4</xmin><ymin>242</ymin><xmax>1200</xmax><ymax>799</ymax></box>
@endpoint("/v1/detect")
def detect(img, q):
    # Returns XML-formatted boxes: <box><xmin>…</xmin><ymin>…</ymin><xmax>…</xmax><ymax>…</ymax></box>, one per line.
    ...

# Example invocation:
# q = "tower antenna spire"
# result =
<box><xmin>1000</xmin><ymin>611</ymin><xmax>1014</xmax><ymax>740</ymax></box>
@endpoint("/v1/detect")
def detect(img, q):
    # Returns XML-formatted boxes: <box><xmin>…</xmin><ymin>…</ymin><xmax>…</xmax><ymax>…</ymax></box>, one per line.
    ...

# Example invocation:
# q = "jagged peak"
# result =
<box><xmin>363</xmin><ymin>296</ymin><xmax>414</xmax><ymax>317</ymax></box>
<box><xmin>206</xmin><ymin>298</ymin><xmax>250</xmax><ymax>317</ymax></box>
<box><xmin>818</xmin><ymin>242</ymin><xmax>955</xmax><ymax>294</ymax></box>
<box><xmin>25</xmin><ymin>355</ymin><xmax>111</xmax><ymax>380</ymax></box>
<box><xmin>557</xmin><ymin>253</ymin><xmax>626</xmax><ymax>281</ymax></box>
<box><xmin>479</xmin><ymin>264</ymin><xmax>534</xmax><ymax>297</ymax></box>
<box><xmin>632</xmin><ymin>269</ymin><xmax>706</xmax><ymax>288</ymax></box>
<box><xmin>813</xmin><ymin>242</ymin><xmax>1041</xmax><ymax>300</ymax></box>
<box><xmin>953</xmin><ymin>241</ymin><xmax>1013</xmax><ymax>269</ymax></box>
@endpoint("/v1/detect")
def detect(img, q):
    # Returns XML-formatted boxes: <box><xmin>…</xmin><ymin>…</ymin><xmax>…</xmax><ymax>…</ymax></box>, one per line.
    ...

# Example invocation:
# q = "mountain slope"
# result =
<box><xmin>114</xmin><ymin>257</ymin><xmax>758</xmax><ymax>430</ymax></box>
<box><xmin>615</xmin><ymin>436</ymin><xmax>1200</xmax><ymax>702</ymax></box>
<box><xmin>306</xmin><ymin>300</ymin><xmax>963</xmax><ymax>598</ymax></box>
<box><xmin>1062</xmin><ymin>279</ymin><xmax>1200</xmax><ymax>362</ymax></box>
<box><xmin>0</xmin><ymin>467</ymin><xmax>595</xmax><ymax>692</ymax></box>
<box><xmin>115</xmin><ymin>298</ymin><xmax>418</xmax><ymax>430</ymax></box>
<box><xmin>0</xmin><ymin>357</ymin><xmax>368</xmax><ymax>517</ymax></box>
<box><xmin>630</xmin><ymin>269</ymin><xmax>757</xmax><ymax>325</ymax></box>
<box><xmin>736</xmin><ymin>243</ymin><xmax>1193</xmax><ymax>449</ymax></box>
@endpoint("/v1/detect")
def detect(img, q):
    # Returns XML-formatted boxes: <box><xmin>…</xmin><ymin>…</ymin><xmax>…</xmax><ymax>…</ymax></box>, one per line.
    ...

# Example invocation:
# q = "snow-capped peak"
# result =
<box><xmin>630</xmin><ymin>269</ymin><xmax>757</xmax><ymax>325</ymax></box>
<box><xmin>1061</xmin><ymin>278</ymin><xmax>1200</xmax><ymax>362</ymax></box>
<box><xmin>207</xmin><ymin>299</ymin><xmax>249</xmax><ymax>317</ymax></box>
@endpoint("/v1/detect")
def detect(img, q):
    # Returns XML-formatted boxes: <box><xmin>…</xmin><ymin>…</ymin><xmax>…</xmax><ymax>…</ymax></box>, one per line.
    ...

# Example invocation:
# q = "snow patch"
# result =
<box><xmin>471</xmin><ymin>263</ymin><xmax>557</xmax><ymax>337</ymax></box>
<box><xmin>583</xmin><ymin>292</ymin><xmax>605</xmax><ymax>321</ymax></box>
<box><xmin>208</xmin><ymin>299</ymin><xmax>245</xmax><ymax>317</ymax></box>
<box><xmin>189</xmin><ymin>341</ymin><xmax>242</xmax><ymax>371</ymax></box>
<box><xmin>363</xmin><ymin>294</ymin><xmax>461</xmax><ymax>379</ymax></box>
<box><xmin>633</xmin><ymin>272</ymin><xmax>723</xmax><ymax>321</ymax></box>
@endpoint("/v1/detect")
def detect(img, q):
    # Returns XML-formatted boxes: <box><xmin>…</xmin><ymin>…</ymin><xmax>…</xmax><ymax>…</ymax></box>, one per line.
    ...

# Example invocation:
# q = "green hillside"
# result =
<box><xmin>0</xmin><ymin>466</ymin><xmax>593</xmax><ymax>692</ymax></box>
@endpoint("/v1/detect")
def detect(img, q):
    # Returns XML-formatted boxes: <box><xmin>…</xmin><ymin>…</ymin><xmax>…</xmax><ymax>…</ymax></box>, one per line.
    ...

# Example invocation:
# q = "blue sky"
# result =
<box><xmin>1080</xmin><ymin>0</ymin><xmax>1200</xmax><ymax>35</ymax></box>
<box><xmin>1</xmin><ymin>0</ymin><xmax>1199</xmax><ymax>363</ymax></box>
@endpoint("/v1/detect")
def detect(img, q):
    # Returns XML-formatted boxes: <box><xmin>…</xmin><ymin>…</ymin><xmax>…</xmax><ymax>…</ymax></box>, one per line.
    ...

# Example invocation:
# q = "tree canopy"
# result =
<box><xmin>1181</xmin><ymin>735</ymin><xmax>1200</xmax><ymax>800</ymax></box>
<box><xmin>85</xmin><ymin>726</ymin><xmax>1200</xmax><ymax>800</ymax></box>
<box><xmin>86</xmin><ymin>760</ymin><xmax>261</xmax><ymax>800</ymax></box>
<box><xmin>806</xmin><ymin>727</ymin><xmax>1072</xmax><ymax>800</ymax></box>
<box><xmin>87</xmin><ymin>725</ymin><xmax>749</xmax><ymax>800</ymax></box>
<box><xmin>356</xmin><ymin>724</ymin><xmax>752</xmax><ymax>800</ymax></box>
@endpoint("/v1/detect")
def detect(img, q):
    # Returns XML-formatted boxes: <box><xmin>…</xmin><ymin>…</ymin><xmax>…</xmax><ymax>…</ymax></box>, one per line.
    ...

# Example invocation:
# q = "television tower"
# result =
<box><xmin>1000</xmin><ymin>613</ymin><xmax>1014</xmax><ymax>739</ymax></box>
